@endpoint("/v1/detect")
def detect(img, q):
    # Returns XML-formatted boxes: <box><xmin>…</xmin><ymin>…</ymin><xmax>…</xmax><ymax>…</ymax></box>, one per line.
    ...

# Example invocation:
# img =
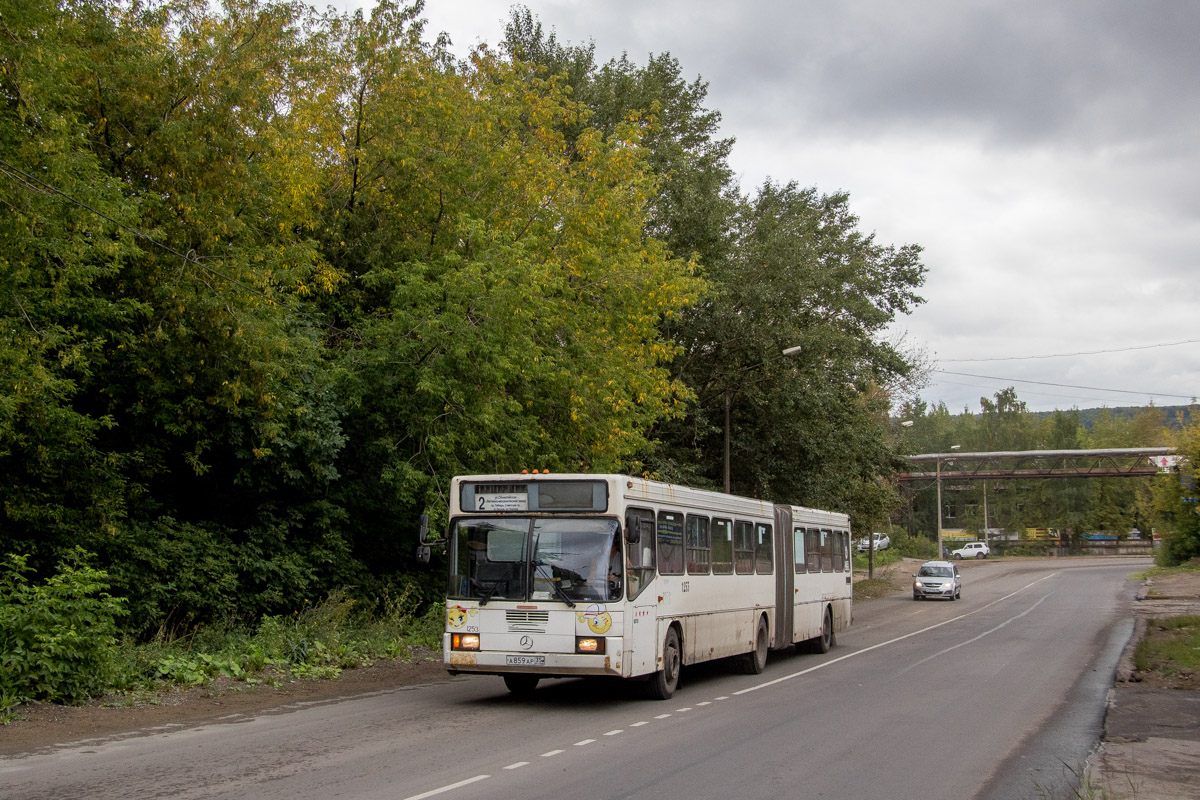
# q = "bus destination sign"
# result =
<box><xmin>473</xmin><ymin>485</ymin><xmax>528</xmax><ymax>512</ymax></box>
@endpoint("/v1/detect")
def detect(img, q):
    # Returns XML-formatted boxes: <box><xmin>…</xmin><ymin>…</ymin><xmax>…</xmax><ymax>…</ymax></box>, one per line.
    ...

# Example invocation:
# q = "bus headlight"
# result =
<box><xmin>452</xmin><ymin>633</ymin><xmax>480</xmax><ymax>651</ymax></box>
<box><xmin>575</xmin><ymin>636</ymin><xmax>605</xmax><ymax>654</ymax></box>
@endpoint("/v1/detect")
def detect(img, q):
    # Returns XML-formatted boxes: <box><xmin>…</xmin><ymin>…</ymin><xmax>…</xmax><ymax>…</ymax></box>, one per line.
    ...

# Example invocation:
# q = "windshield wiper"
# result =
<box><xmin>532</xmin><ymin>560</ymin><xmax>576</xmax><ymax>608</ymax></box>
<box><xmin>478</xmin><ymin>580</ymin><xmax>504</xmax><ymax>606</ymax></box>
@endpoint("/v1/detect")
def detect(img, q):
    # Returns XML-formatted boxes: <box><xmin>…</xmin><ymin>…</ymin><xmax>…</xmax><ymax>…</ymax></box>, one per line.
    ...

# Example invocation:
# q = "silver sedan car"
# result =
<box><xmin>912</xmin><ymin>561</ymin><xmax>961</xmax><ymax>601</ymax></box>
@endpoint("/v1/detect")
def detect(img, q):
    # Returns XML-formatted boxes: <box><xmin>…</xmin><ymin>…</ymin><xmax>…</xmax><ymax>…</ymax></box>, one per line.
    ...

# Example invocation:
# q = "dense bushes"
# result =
<box><xmin>1</xmin><ymin>551</ymin><xmax>445</xmax><ymax>718</ymax></box>
<box><xmin>0</xmin><ymin>551</ymin><xmax>126</xmax><ymax>713</ymax></box>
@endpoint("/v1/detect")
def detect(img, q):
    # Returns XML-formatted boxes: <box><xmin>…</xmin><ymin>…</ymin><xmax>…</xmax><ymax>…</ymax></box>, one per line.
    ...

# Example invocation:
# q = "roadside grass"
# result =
<box><xmin>2</xmin><ymin>591</ymin><xmax>446</xmax><ymax>724</ymax></box>
<box><xmin>1133</xmin><ymin>615</ymin><xmax>1200</xmax><ymax>688</ymax></box>
<box><xmin>1030</xmin><ymin>761</ymin><xmax>1134</xmax><ymax>800</ymax></box>
<box><xmin>112</xmin><ymin>590</ymin><xmax>447</xmax><ymax>693</ymax></box>
<box><xmin>852</xmin><ymin>576</ymin><xmax>899</xmax><ymax>601</ymax></box>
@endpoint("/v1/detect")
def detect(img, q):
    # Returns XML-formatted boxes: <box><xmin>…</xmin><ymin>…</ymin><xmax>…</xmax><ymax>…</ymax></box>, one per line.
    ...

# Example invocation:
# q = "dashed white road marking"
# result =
<box><xmin>402</xmin><ymin>774</ymin><xmax>490</xmax><ymax>800</ymax></box>
<box><xmin>413</xmin><ymin>573</ymin><xmax>1058</xmax><ymax>800</ymax></box>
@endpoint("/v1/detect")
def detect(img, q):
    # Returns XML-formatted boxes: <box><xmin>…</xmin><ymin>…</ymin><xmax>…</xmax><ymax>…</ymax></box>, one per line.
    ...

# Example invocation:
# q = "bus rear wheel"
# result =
<box><xmin>740</xmin><ymin>616</ymin><xmax>769</xmax><ymax>674</ymax></box>
<box><xmin>807</xmin><ymin>606</ymin><xmax>834</xmax><ymax>654</ymax></box>
<box><xmin>648</xmin><ymin>628</ymin><xmax>681</xmax><ymax>700</ymax></box>
<box><xmin>503</xmin><ymin>674</ymin><xmax>540</xmax><ymax>695</ymax></box>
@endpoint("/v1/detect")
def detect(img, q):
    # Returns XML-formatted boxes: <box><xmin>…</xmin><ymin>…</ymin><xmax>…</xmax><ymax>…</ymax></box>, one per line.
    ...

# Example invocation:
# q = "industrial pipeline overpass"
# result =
<box><xmin>896</xmin><ymin>447</ymin><xmax>1179</xmax><ymax>482</ymax></box>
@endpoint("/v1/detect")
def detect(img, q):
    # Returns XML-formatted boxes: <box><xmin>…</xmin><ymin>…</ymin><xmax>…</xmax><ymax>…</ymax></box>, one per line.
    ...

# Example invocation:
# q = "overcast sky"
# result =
<box><xmin>354</xmin><ymin>0</ymin><xmax>1200</xmax><ymax>414</ymax></box>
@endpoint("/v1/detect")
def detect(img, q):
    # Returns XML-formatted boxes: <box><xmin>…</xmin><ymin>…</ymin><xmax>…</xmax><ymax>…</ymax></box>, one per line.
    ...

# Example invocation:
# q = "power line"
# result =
<box><xmin>942</xmin><ymin>338</ymin><xmax>1200</xmax><ymax>363</ymax></box>
<box><xmin>932</xmin><ymin>376</ymin><xmax>1125</xmax><ymax>406</ymax></box>
<box><xmin>936</xmin><ymin>370</ymin><xmax>1197</xmax><ymax>401</ymax></box>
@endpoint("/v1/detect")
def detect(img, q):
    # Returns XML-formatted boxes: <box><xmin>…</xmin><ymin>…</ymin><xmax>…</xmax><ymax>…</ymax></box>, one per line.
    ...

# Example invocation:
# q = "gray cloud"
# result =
<box><xmin>409</xmin><ymin>0</ymin><xmax>1199</xmax><ymax>411</ymax></box>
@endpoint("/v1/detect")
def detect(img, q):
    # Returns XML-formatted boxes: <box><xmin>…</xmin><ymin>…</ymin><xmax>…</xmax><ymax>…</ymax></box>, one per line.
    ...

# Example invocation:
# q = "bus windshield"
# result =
<box><xmin>449</xmin><ymin>517</ymin><xmax>621</xmax><ymax>604</ymax></box>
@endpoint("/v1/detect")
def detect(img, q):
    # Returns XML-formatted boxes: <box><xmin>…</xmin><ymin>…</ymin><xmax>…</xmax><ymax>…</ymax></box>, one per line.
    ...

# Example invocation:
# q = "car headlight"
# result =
<box><xmin>914</xmin><ymin>580</ymin><xmax>924</xmax><ymax>588</ymax></box>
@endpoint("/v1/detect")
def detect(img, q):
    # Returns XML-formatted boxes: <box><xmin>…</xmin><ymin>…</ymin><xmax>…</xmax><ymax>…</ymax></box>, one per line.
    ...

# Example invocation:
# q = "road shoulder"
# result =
<box><xmin>1088</xmin><ymin>568</ymin><xmax>1200</xmax><ymax>799</ymax></box>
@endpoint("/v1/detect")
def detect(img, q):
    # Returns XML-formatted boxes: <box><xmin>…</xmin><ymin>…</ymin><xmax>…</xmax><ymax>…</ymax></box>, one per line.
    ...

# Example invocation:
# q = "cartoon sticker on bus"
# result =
<box><xmin>577</xmin><ymin>604</ymin><xmax>612</xmax><ymax>635</ymax></box>
<box><xmin>447</xmin><ymin>604</ymin><xmax>478</xmax><ymax>629</ymax></box>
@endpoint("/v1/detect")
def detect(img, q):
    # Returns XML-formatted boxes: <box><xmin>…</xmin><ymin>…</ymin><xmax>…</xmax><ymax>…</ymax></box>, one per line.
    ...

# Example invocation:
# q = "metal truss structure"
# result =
<box><xmin>896</xmin><ymin>448</ymin><xmax>1179</xmax><ymax>483</ymax></box>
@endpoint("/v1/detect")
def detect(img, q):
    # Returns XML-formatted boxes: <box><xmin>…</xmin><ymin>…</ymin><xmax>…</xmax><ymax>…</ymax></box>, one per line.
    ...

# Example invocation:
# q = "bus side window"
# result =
<box><xmin>793</xmin><ymin>527</ymin><xmax>807</xmax><ymax>573</ymax></box>
<box><xmin>734</xmin><ymin>521</ymin><xmax>755</xmax><ymax>574</ymax></box>
<box><xmin>807</xmin><ymin>529</ymin><xmax>822</xmax><ymax>572</ymax></box>
<box><xmin>821</xmin><ymin>529</ymin><xmax>834</xmax><ymax>572</ymax></box>
<box><xmin>686</xmin><ymin>515</ymin><xmax>711</xmax><ymax>574</ymax></box>
<box><xmin>625</xmin><ymin>508</ymin><xmax>656</xmax><ymax>600</ymax></box>
<box><xmin>755</xmin><ymin>522</ymin><xmax>773</xmax><ymax>574</ymax></box>
<box><xmin>658</xmin><ymin>511</ymin><xmax>684</xmax><ymax>575</ymax></box>
<box><xmin>711</xmin><ymin>519</ymin><xmax>733</xmax><ymax>574</ymax></box>
<box><xmin>832</xmin><ymin>529</ymin><xmax>845</xmax><ymax>571</ymax></box>
<box><xmin>841</xmin><ymin>531</ymin><xmax>851</xmax><ymax>571</ymax></box>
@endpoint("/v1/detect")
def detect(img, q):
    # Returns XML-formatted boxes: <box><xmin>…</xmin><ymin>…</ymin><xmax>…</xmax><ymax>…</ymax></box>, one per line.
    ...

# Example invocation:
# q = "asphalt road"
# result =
<box><xmin>0</xmin><ymin>557</ymin><xmax>1147</xmax><ymax>800</ymax></box>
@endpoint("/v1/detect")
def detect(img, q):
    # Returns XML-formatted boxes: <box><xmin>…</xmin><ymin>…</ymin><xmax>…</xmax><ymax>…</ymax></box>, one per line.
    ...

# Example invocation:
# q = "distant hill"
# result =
<box><xmin>1031</xmin><ymin>405</ymin><xmax>1195</xmax><ymax>431</ymax></box>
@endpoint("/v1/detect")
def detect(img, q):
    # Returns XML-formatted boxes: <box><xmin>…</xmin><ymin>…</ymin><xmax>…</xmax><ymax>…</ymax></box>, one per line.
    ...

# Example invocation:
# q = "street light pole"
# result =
<box><xmin>723</xmin><ymin>345</ymin><xmax>801</xmax><ymax>495</ymax></box>
<box><xmin>724</xmin><ymin>388</ymin><xmax>732</xmax><ymax>493</ymax></box>
<box><xmin>936</xmin><ymin>456</ymin><xmax>943</xmax><ymax>558</ymax></box>
<box><xmin>937</xmin><ymin>445</ymin><xmax>960</xmax><ymax>558</ymax></box>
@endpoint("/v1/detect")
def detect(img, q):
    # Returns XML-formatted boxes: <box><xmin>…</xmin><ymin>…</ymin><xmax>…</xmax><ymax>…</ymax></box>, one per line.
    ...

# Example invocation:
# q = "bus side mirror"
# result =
<box><xmin>416</xmin><ymin>514</ymin><xmax>432</xmax><ymax>565</ymax></box>
<box><xmin>625</xmin><ymin>516</ymin><xmax>641</xmax><ymax>545</ymax></box>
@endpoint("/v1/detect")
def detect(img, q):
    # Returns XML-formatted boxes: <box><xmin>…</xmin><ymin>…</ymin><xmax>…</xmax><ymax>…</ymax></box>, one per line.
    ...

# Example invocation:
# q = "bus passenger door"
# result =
<box><xmin>624</xmin><ymin>508</ymin><xmax>658</xmax><ymax>676</ymax></box>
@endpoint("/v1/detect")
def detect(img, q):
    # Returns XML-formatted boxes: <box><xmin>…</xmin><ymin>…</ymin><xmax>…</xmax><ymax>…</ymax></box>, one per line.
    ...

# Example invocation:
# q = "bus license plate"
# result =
<box><xmin>506</xmin><ymin>655</ymin><xmax>545</xmax><ymax>666</ymax></box>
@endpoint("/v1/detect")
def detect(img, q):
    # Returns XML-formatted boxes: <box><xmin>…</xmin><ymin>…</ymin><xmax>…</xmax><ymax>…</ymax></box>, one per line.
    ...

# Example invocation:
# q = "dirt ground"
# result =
<box><xmin>1123</xmin><ymin>568</ymin><xmax>1200</xmax><ymax>690</ymax></box>
<box><xmin>0</xmin><ymin>648</ymin><xmax>451</xmax><ymax>757</ymax></box>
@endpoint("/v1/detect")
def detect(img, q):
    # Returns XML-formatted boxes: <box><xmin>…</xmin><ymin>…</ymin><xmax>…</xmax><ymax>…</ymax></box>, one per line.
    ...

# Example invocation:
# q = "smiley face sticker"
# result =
<box><xmin>577</xmin><ymin>604</ymin><xmax>613</xmax><ymax>635</ymax></box>
<box><xmin>447</xmin><ymin>605</ymin><xmax>478</xmax><ymax>629</ymax></box>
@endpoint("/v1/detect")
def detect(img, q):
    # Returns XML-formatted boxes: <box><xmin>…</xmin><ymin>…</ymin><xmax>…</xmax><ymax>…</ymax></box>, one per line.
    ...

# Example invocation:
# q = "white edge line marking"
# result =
<box><xmin>733</xmin><ymin>572</ymin><xmax>1059</xmax><ymax>696</ymax></box>
<box><xmin>402</xmin><ymin>774</ymin><xmax>490</xmax><ymax>800</ymax></box>
<box><xmin>405</xmin><ymin>573</ymin><xmax>1059</xmax><ymax>800</ymax></box>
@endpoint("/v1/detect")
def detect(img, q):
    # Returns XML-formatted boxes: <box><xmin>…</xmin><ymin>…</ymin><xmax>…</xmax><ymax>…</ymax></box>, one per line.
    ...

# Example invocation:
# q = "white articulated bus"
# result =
<box><xmin>440</xmin><ymin>473</ymin><xmax>852</xmax><ymax>699</ymax></box>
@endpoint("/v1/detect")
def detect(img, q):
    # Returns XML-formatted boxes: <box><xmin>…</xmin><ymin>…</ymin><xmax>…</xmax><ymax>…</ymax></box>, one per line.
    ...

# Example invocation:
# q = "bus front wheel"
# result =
<box><xmin>648</xmin><ymin>628</ymin><xmax>681</xmax><ymax>700</ymax></box>
<box><xmin>503</xmin><ymin>674</ymin><xmax>540</xmax><ymax>695</ymax></box>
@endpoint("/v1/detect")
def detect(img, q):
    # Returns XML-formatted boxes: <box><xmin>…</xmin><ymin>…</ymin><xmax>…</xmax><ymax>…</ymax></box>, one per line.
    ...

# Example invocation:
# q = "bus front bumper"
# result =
<box><xmin>444</xmin><ymin>637</ymin><xmax>624</xmax><ymax>677</ymax></box>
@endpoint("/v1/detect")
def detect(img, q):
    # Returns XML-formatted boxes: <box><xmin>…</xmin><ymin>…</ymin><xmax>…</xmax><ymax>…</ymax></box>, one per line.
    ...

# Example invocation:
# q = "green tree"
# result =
<box><xmin>658</xmin><ymin>182</ymin><xmax>926</xmax><ymax>514</ymax></box>
<box><xmin>1149</xmin><ymin>409</ymin><xmax>1199</xmax><ymax>564</ymax></box>
<box><xmin>0</xmin><ymin>0</ymin><xmax>144</xmax><ymax>566</ymax></box>
<box><xmin>318</xmin><ymin>7</ymin><xmax>705</xmax><ymax>570</ymax></box>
